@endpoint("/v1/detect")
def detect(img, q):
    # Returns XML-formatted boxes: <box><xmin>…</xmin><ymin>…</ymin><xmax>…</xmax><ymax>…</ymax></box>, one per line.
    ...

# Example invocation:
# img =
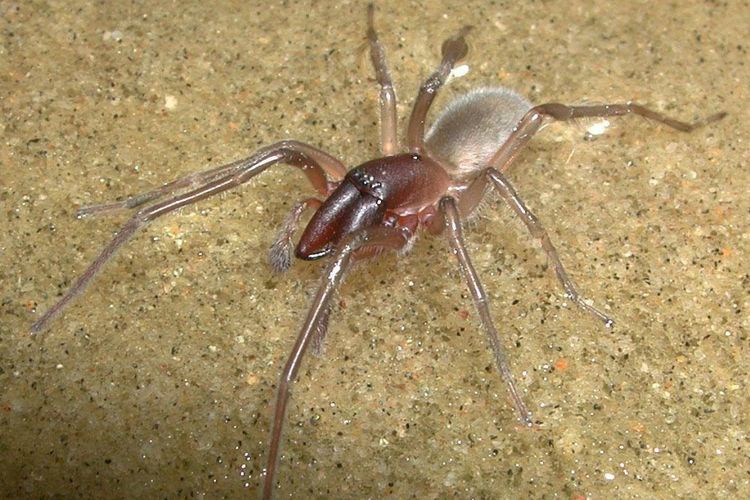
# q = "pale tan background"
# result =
<box><xmin>1</xmin><ymin>0</ymin><xmax>747</xmax><ymax>498</ymax></box>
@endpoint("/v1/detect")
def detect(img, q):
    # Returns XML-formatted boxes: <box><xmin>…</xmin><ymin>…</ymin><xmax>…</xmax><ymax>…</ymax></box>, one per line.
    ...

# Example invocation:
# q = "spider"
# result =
<box><xmin>31</xmin><ymin>5</ymin><xmax>725</xmax><ymax>498</ymax></box>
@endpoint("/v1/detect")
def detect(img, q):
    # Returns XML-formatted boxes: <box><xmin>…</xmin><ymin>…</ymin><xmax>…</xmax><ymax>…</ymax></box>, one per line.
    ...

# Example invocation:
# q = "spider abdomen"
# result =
<box><xmin>426</xmin><ymin>87</ymin><xmax>532</xmax><ymax>178</ymax></box>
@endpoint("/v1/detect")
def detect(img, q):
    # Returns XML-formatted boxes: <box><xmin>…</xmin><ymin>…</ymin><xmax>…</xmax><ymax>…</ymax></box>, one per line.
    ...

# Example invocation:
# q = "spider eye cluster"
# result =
<box><xmin>349</xmin><ymin>168</ymin><xmax>384</xmax><ymax>199</ymax></box>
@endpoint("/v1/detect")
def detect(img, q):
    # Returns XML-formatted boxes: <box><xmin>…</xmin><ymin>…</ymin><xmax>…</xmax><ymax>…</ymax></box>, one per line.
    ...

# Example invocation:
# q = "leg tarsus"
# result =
<box><xmin>77</xmin><ymin>191</ymin><xmax>161</xmax><ymax>218</ymax></box>
<box><xmin>30</xmin><ymin>216</ymin><xmax>144</xmax><ymax>334</ymax></box>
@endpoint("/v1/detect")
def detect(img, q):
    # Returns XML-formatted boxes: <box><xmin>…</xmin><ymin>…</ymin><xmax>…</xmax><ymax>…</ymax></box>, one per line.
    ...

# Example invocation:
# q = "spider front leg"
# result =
<box><xmin>407</xmin><ymin>24</ymin><xmax>472</xmax><ymax>153</ymax></box>
<box><xmin>439</xmin><ymin>196</ymin><xmax>533</xmax><ymax>426</ymax></box>
<box><xmin>366</xmin><ymin>4</ymin><xmax>398</xmax><ymax>156</ymax></box>
<box><xmin>76</xmin><ymin>140</ymin><xmax>346</xmax><ymax>217</ymax></box>
<box><xmin>76</xmin><ymin>156</ymin><xmax>259</xmax><ymax>218</ymax></box>
<box><xmin>490</xmin><ymin>102</ymin><xmax>727</xmax><ymax>171</ymax></box>
<box><xmin>30</xmin><ymin>141</ymin><xmax>346</xmax><ymax>334</ymax></box>
<box><xmin>261</xmin><ymin>225</ymin><xmax>411</xmax><ymax>500</ymax></box>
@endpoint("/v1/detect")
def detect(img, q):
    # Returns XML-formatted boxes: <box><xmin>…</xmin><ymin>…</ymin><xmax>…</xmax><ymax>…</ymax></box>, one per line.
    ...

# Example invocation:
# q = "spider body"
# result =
<box><xmin>296</xmin><ymin>86</ymin><xmax>535</xmax><ymax>264</ymax></box>
<box><xmin>296</xmin><ymin>152</ymin><xmax>449</xmax><ymax>261</ymax></box>
<box><xmin>30</xmin><ymin>5</ymin><xmax>725</xmax><ymax>499</ymax></box>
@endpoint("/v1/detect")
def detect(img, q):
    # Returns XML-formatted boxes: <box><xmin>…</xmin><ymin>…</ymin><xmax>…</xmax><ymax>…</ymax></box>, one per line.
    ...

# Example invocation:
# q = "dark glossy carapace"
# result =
<box><xmin>295</xmin><ymin>152</ymin><xmax>450</xmax><ymax>259</ymax></box>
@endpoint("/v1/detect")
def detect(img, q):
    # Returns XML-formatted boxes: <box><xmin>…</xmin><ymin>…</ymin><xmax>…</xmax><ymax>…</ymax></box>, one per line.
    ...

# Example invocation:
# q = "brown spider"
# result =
<box><xmin>30</xmin><ymin>5</ymin><xmax>726</xmax><ymax>498</ymax></box>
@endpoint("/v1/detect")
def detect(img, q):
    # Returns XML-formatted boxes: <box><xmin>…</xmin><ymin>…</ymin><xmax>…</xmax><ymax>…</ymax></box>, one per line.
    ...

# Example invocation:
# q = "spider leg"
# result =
<box><xmin>407</xmin><ymin>25</ymin><xmax>472</xmax><ymax>153</ymax></box>
<box><xmin>439</xmin><ymin>196</ymin><xmax>533</xmax><ymax>426</ymax></box>
<box><xmin>490</xmin><ymin>102</ymin><xmax>727</xmax><ymax>172</ymax></box>
<box><xmin>366</xmin><ymin>4</ymin><xmax>398</xmax><ymax>156</ymax></box>
<box><xmin>446</xmin><ymin>168</ymin><xmax>612</xmax><ymax>327</ymax></box>
<box><xmin>77</xmin><ymin>140</ymin><xmax>347</xmax><ymax>217</ymax></box>
<box><xmin>76</xmin><ymin>156</ymin><xmax>261</xmax><ymax>217</ymax></box>
<box><xmin>487</xmin><ymin>168</ymin><xmax>614</xmax><ymax>327</ymax></box>
<box><xmin>269</xmin><ymin>197</ymin><xmax>325</xmax><ymax>273</ymax></box>
<box><xmin>261</xmin><ymin>225</ymin><xmax>411</xmax><ymax>500</ymax></box>
<box><xmin>31</xmin><ymin>141</ymin><xmax>346</xmax><ymax>335</ymax></box>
